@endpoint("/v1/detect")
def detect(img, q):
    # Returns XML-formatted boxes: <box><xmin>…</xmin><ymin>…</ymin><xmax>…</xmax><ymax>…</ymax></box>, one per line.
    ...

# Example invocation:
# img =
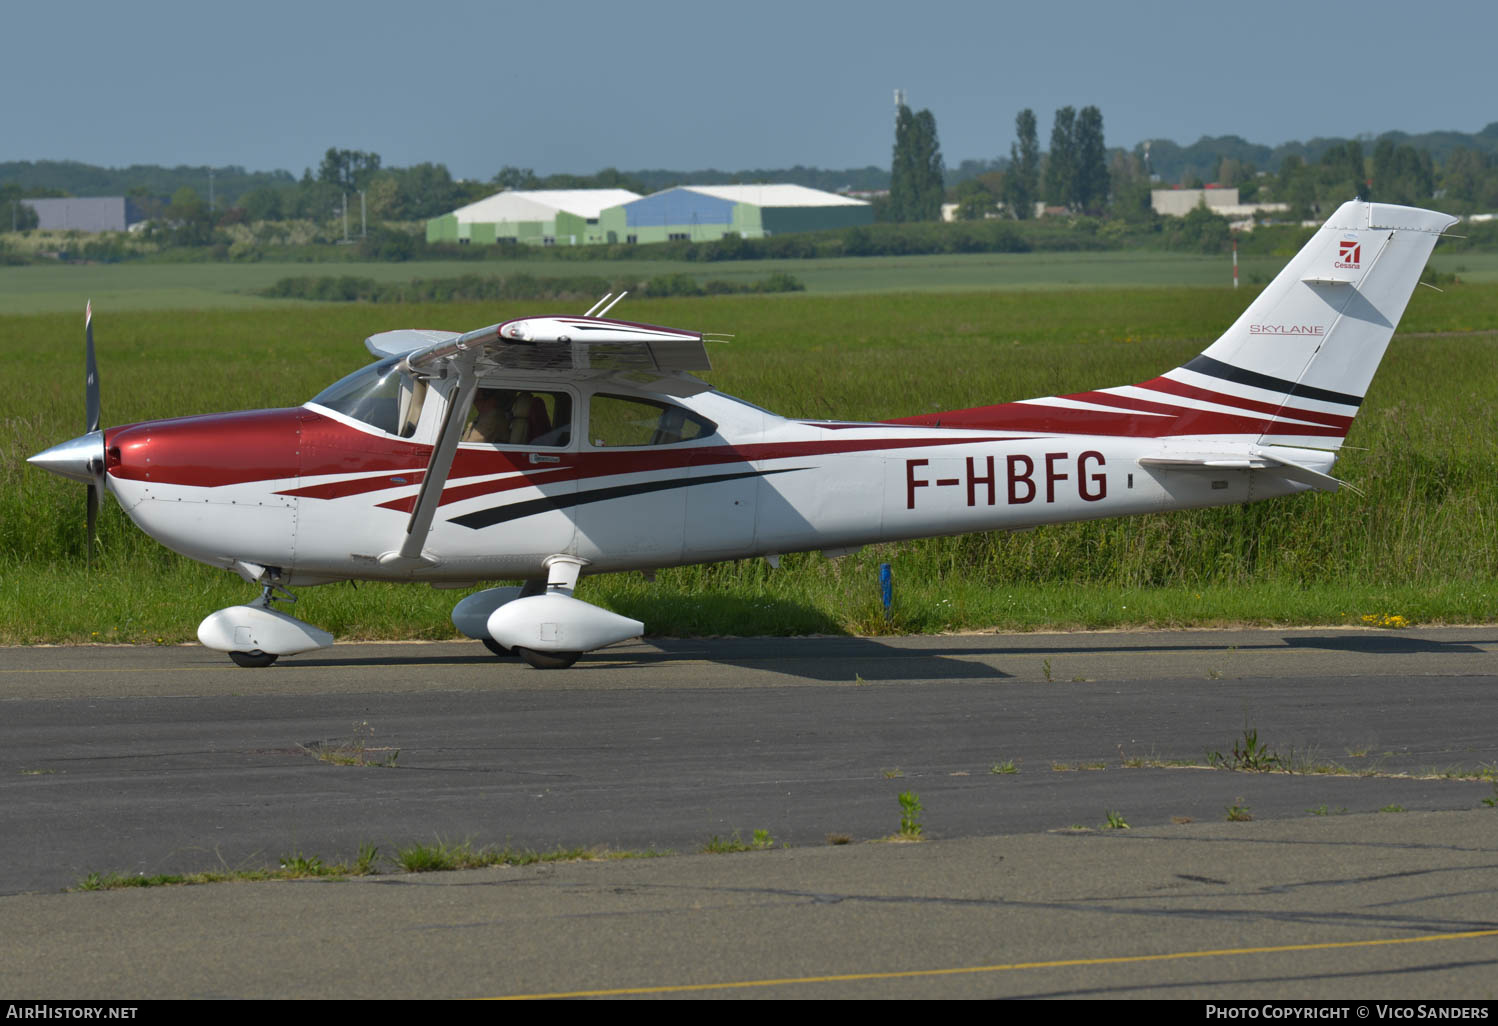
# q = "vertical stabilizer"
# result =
<box><xmin>1165</xmin><ymin>200</ymin><xmax>1456</xmax><ymax>447</ymax></box>
<box><xmin>886</xmin><ymin>201</ymin><xmax>1457</xmax><ymax>445</ymax></box>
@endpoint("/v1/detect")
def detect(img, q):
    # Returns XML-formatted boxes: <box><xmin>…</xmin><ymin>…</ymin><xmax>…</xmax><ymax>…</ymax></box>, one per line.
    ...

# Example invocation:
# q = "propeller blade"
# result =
<box><xmin>84</xmin><ymin>300</ymin><xmax>103</xmax><ymax>567</ymax></box>
<box><xmin>85</xmin><ymin>300</ymin><xmax>100</xmax><ymax>434</ymax></box>
<box><xmin>86</xmin><ymin>482</ymin><xmax>99</xmax><ymax>567</ymax></box>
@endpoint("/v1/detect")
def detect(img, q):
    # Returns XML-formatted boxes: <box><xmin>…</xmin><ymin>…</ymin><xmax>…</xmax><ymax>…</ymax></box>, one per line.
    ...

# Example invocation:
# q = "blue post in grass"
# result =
<box><xmin>879</xmin><ymin>563</ymin><xmax>893</xmax><ymax>621</ymax></box>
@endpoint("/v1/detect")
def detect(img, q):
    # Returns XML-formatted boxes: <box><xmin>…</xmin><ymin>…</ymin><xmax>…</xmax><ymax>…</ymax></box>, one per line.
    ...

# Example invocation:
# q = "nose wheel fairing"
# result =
<box><xmin>197</xmin><ymin>602</ymin><xmax>334</xmax><ymax>661</ymax></box>
<box><xmin>197</xmin><ymin>576</ymin><xmax>333</xmax><ymax>665</ymax></box>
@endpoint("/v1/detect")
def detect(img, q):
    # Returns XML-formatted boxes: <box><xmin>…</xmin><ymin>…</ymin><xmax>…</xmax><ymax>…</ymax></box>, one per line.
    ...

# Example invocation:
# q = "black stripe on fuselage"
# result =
<box><xmin>448</xmin><ymin>467</ymin><xmax>804</xmax><ymax>530</ymax></box>
<box><xmin>1183</xmin><ymin>354</ymin><xmax>1364</xmax><ymax>408</ymax></box>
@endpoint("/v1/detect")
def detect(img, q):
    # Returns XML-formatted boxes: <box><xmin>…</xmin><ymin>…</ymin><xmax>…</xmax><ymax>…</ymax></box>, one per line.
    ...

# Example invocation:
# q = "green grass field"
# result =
<box><xmin>10</xmin><ymin>249</ymin><xmax>1498</xmax><ymax>315</ymax></box>
<box><xmin>3</xmin><ymin>275</ymin><xmax>1497</xmax><ymax>645</ymax></box>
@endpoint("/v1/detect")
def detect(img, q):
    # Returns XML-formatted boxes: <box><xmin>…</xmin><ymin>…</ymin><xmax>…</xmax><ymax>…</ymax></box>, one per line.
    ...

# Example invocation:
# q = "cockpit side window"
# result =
<box><xmin>397</xmin><ymin>377</ymin><xmax>428</xmax><ymax>439</ymax></box>
<box><xmin>588</xmin><ymin>394</ymin><xmax>715</xmax><ymax>448</ymax></box>
<box><xmin>462</xmin><ymin>389</ymin><xmax>572</xmax><ymax>447</ymax></box>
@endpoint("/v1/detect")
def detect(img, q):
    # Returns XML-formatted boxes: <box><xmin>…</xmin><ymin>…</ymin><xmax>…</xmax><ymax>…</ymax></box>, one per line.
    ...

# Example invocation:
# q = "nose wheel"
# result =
<box><xmin>514</xmin><ymin>647</ymin><xmax>580</xmax><ymax>670</ymax></box>
<box><xmin>226</xmin><ymin>579</ymin><xmax>293</xmax><ymax>668</ymax></box>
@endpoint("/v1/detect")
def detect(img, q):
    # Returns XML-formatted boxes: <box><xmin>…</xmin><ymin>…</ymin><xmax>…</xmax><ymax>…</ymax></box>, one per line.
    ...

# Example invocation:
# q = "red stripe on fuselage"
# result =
<box><xmin>1134</xmin><ymin>376</ymin><xmax>1355</xmax><ymax>429</ymax></box>
<box><xmin>376</xmin><ymin>434</ymin><xmax>1027</xmax><ymax>512</ymax></box>
<box><xmin>887</xmin><ymin>397</ymin><xmax>1345</xmax><ymax>438</ymax></box>
<box><xmin>104</xmin><ymin>406</ymin><xmax>1028</xmax><ymax>498</ymax></box>
<box><xmin>280</xmin><ymin>470</ymin><xmax>427</xmax><ymax>500</ymax></box>
<box><xmin>1066</xmin><ymin>388</ymin><xmax>1349</xmax><ymax>436</ymax></box>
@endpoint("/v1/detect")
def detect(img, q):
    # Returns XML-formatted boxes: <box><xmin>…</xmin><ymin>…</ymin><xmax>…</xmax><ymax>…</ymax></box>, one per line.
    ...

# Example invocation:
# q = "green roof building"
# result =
<box><xmin>426</xmin><ymin>188</ymin><xmax>641</xmax><ymax>246</ymax></box>
<box><xmin>598</xmin><ymin>184</ymin><xmax>871</xmax><ymax>245</ymax></box>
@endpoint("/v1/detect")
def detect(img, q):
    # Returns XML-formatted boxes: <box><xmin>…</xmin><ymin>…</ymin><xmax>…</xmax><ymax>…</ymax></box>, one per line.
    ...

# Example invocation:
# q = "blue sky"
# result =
<box><xmin>8</xmin><ymin>1</ymin><xmax>1495</xmax><ymax>179</ymax></box>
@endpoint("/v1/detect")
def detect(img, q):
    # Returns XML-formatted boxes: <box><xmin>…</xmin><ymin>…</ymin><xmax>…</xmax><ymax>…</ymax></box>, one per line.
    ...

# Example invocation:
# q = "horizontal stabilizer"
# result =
<box><xmin>1138</xmin><ymin>456</ymin><xmax>1269</xmax><ymax>470</ymax></box>
<box><xmin>1256</xmin><ymin>450</ymin><xmax>1358</xmax><ymax>494</ymax></box>
<box><xmin>1139</xmin><ymin>451</ymin><xmax>1355</xmax><ymax>494</ymax></box>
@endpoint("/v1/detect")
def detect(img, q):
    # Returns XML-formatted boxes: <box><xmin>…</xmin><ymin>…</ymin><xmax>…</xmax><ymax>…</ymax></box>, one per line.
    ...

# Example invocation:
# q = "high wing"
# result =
<box><xmin>367</xmin><ymin>316</ymin><xmax>712</xmax><ymax>393</ymax></box>
<box><xmin>368</xmin><ymin>314</ymin><xmax>713</xmax><ymax>570</ymax></box>
<box><xmin>391</xmin><ymin>314</ymin><xmax>711</xmax><ymax>394</ymax></box>
<box><xmin>365</xmin><ymin>328</ymin><xmax>460</xmax><ymax>359</ymax></box>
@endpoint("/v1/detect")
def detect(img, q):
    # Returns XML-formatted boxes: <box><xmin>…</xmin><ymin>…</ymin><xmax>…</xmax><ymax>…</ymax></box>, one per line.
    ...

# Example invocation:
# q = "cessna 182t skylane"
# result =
<box><xmin>28</xmin><ymin>200</ymin><xmax>1456</xmax><ymax>668</ymax></box>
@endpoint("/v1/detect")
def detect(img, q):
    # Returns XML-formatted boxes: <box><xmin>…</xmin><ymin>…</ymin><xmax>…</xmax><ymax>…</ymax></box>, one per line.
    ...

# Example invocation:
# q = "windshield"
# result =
<box><xmin>310</xmin><ymin>358</ymin><xmax>427</xmax><ymax>437</ymax></box>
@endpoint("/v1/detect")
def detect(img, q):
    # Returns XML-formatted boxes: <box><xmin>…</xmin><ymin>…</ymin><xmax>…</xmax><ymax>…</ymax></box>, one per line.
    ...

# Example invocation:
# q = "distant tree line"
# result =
<box><xmin>9</xmin><ymin>122</ymin><xmax>1498</xmax><ymax>261</ymax></box>
<box><xmin>1137</xmin><ymin>123</ymin><xmax>1498</xmax><ymax>187</ymax></box>
<box><xmin>945</xmin><ymin>105</ymin><xmax>1109</xmax><ymax>221</ymax></box>
<box><xmin>936</xmin><ymin>107</ymin><xmax>1498</xmax><ymax>225</ymax></box>
<box><xmin>887</xmin><ymin>104</ymin><xmax>945</xmax><ymax>222</ymax></box>
<box><xmin>0</xmin><ymin>160</ymin><xmax>293</xmax><ymax>206</ymax></box>
<box><xmin>1</xmin><ymin>183</ymin><xmax>50</xmax><ymax>230</ymax></box>
<box><xmin>257</xmin><ymin>270</ymin><xmax>805</xmax><ymax>303</ymax></box>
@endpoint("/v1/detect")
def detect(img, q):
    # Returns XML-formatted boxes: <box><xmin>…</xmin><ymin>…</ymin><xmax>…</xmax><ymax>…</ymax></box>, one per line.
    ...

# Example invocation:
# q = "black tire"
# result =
<box><xmin>481</xmin><ymin>638</ymin><xmax>514</xmax><ymax>658</ymax></box>
<box><xmin>228</xmin><ymin>650</ymin><xmax>278</xmax><ymax>668</ymax></box>
<box><xmin>515</xmin><ymin>647</ymin><xmax>580</xmax><ymax>670</ymax></box>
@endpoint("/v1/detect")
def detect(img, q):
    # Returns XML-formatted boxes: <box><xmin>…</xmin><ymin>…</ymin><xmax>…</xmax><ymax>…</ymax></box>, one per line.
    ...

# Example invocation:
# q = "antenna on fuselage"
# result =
<box><xmin>583</xmin><ymin>293</ymin><xmax>613</xmax><ymax>317</ymax></box>
<box><xmin>596</xmin><ymin>291</ymin><xmax>628</xmax><ymax>318</ymax></box>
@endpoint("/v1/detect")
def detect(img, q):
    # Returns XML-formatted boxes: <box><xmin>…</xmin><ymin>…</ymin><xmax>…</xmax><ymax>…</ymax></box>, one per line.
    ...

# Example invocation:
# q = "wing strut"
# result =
<box><xmin>377</xmin><ymin>353</ymin><xmax>479</xmax><ymax>569</ymax></box>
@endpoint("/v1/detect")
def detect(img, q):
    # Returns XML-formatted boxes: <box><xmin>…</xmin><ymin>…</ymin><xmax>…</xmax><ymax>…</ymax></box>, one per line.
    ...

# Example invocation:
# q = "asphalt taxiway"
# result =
<box><xmin>1</xmin><ymin>629</ymin><xmax>1495</xmax><ymax>997</ymax></box>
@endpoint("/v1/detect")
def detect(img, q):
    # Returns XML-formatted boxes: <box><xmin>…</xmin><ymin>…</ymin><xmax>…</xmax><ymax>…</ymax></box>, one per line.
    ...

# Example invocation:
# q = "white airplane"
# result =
<box><xmin>29</xmin><ymin>200</ymin><xmax>1455</xmax><ymax>669</ymax></box>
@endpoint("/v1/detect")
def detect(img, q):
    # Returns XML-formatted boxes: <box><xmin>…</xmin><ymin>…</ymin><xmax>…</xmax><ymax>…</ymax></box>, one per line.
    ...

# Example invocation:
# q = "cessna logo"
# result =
<box><xmin>1335</xmin><ymin>239</ymin><xmax>1361</xmax><ymax>269</ymax></box>
<box><xmin>1249</xmin><ymin>324</ymin><xmax>1325</xmax><ymax>336</ymax></box>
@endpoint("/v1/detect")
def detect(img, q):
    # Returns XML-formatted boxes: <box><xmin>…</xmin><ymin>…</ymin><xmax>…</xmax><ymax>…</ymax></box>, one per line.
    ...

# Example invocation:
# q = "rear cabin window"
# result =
<box><xmin>587</xmin><ymin>394</ymin><xmax>715</xmax><ymax>448</ymax></box>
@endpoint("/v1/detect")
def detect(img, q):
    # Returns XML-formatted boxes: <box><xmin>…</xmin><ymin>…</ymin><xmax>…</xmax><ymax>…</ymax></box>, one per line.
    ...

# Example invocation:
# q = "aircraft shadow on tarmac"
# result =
<box><xmin>274</xmin><ymin>630</ymin><xmax>1493</xmax><ymax>680</ymax></box>
<box><xmin>285</xmin><ymin>639</ymin><xmax>1015</xmax><ymax>682</ymax></box>
<box><xmin>1279</xmin><ymin>634</ymin><xmax>1490</xmax><ymax>654</ymax></box>
<box><xmin>636</xmin><ymin>638</ymin><xmax>1016</xmax><ymax>681</ymax></box>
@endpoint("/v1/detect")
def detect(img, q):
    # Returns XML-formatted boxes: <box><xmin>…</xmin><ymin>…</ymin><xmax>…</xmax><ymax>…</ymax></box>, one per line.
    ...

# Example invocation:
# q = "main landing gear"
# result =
<box><xmin>449</xmin><ymin>556</ymin><xmax>643</xmax><ymax>670</ymax></box>
<box><xmin>513</xmin><ymin>647</ymin><xmax>581</xmax><ymax>670</ymax></box>
<box><xmin>229</xmin><ymin>648</ymin><xmax>279</xmax><ymax>668</ymax></box>
<box><xmin>466</xmin><ymin>578</ymin><xmax>582</xmax><ymax>668</ymax></box>
<box><xmin>196</xmin><ymin>569</ymin><xmax>334</xmax><ymax>668</ymax></box>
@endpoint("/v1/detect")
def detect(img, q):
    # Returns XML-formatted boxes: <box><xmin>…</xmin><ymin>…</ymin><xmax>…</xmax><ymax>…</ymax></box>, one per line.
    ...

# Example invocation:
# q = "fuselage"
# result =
<box><xmin>100</xmin><ymin>371</ymin><xmax>1316</xmax><ymax>587</ymax></box>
